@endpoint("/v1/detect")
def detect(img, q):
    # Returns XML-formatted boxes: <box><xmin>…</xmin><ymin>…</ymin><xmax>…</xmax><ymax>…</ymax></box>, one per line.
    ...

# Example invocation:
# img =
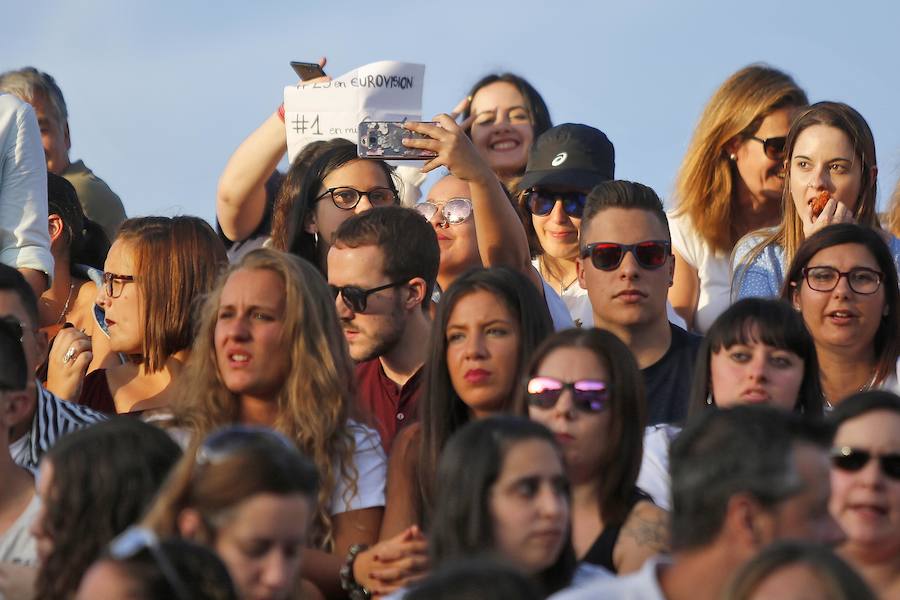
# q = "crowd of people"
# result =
<box><xmin>0</xmin><ymin>59</ymin><xmax>898</xmax><ymax>600</ymax></box>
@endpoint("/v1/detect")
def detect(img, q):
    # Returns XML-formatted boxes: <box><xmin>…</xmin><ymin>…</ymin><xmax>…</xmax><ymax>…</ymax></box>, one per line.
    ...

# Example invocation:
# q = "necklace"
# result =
<box><xmin>55</xmin><ymin>282</ymin><xmax>76</xmax><ymax>325</ymax></box>
<box><xmin>824</xmin><ymin>370</ymin><xmax>879</xmax><ymax>410</ymax></box>
<box><xmin>539</xmin><ymin>257</ymin><xmax>578</xmax><ymax>294</ymax></box>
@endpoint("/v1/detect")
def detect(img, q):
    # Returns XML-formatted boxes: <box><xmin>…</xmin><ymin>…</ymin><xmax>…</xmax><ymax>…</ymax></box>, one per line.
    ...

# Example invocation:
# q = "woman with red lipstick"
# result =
<box><xmin>460</xmin><ymin>73</ymin><xmax>552</xmax><ymax>190</ymax></box>
<box><xmin>366</xmin><ymin>269</ymin><xmax>552</xmax><ymax>594</ymax></box>
<box><xmin>77</xmin><ymin>216</ymin><xmax>227</xmax><ymax>414</ymax></box>
<box><xmin>688</xmin><ymin>297</ymin><xmax>824</xmax><ymax>416</ymax></box>
<box><xmin>733</xmin><ymin>102</ymin><xmax>900</xmax><ymax>300</ymax></box>
<box><xmin>828</xmin><ymin>391</ymin><xmax>900</xmax><ymax>597</ymax></box>
<box><xmin>426</xmin><ymin>416</ymin><xmax>577</xmax><ymax>597</ymax></box>
<box><xmin>517</xmin><ymin>328</ymin><xmax>669</xmax><ymax>575</ymax></box>
<box><xmin>173</xmin><ymin>249</ymin><xmax>386</xmax><ymax>598</ymax></box>
<box><xmin>781</xmin><ymin>225</ymin><xmax>900</xmax><ymax>408</ymax></box>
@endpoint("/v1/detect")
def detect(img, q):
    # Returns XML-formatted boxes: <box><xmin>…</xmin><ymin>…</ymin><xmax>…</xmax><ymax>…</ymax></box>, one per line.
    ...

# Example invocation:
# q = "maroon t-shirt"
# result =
<box><xmin>354</xmin><ymin>359</ymin><xmax>423</xmax><ymax>453</ymax></box>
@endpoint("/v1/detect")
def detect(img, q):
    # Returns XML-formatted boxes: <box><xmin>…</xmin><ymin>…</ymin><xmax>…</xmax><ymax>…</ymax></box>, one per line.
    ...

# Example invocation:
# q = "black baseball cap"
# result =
<box><xmin>518</xmin><ymin>123</ymin><xmax>615</xmax><ymax>191</ymax></box>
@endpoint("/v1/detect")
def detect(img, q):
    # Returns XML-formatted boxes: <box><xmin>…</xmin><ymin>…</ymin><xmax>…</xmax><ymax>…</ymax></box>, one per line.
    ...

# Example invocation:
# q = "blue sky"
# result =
<box><xmin>4</xmin><ymin>1</ymin><xmax>899</xmax><ymax>224</ymax></box>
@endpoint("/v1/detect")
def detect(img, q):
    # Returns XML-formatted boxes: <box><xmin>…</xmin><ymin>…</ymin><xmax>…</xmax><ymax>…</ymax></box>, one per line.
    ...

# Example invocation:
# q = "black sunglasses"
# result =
<box><xmin>748</xmin><ymin>136</ymin><xmax>787</xmax><ymax>160</ymax></box>
<box><xmin>832</xmin><ymin>446</ymin><xmax>900</xmax><ymax>480</ymax></box>
<box><xmin>523</xmin><ymin>189</ymin><xmax>588</xmax><ymax>218</ymax></box>
<box><xmin>580</xmin><ymin>240</ymin><xmax>671</xmax><ymax>271</ymax></box>
<box><xmin>330</xmin><ymin>280</ymin><xmax>407</xmax><ymax>313</ymax></box>
<box><xmin>526</xmin><ymin>376</ymin><xmax>608</xmax><ymax>413</ymax></box>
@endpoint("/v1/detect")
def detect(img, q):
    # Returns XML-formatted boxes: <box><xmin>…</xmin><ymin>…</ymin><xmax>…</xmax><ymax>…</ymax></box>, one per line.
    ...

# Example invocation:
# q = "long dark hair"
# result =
<box><xmin>269</xmin><ymin>138</ymin><xmax>397</xmax><ymax>269</ymax></box>
<box><xmin>35</xmin><ymin>418</ymin><xmax>182</xmax><ymax>600</ymax></box>
<box><xmin>428</xmin><ymin>416</ymin><xmax>575</xmax><ymax>596</ymax></box>
<box><xmin>515</xmin><ymin>328</ymin><xmax>646</xmax><ymax>526</ymax></box>
<box><xmin>781</xmin><ymin>224</ymin><xmax>900</xmax><ymax>385</ymax></box>
<box><xmin>689</xmin><ymin>298</ymin><xmax>824</xmax><ymax>416</ymax></box>
<box><xmin>417</xmin><ymin>267</ymin><xmax>553</xmax><ymax>524</ymax></box>
<box><xmin>462</xmin><ymin>73</ymin><xmax>552</xmax><ymax>143</ymax></box>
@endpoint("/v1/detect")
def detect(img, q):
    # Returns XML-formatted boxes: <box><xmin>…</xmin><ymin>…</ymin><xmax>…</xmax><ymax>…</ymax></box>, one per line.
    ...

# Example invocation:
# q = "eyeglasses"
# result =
<box><xmin>580</xmin><ymin>240</ymin><xmax>671</xmax><ymax>271</ymax></box>
<box><xmin>330</xmin><ymin>280</ymin><xmax>408</xmax><ymax>313</ymax></box>
<box><xmin>415</xmin><ymin>198</ymin><xmax>473</xmax><ymax>225</ymax></box>
<box><xmin>198</xmin><ymin>425</ymin><xmax>296</xmax><ymax>466</ymax></box>
<box><xmin>801</xmin><ymin>266</ymin><xmax>883</xmax><ymax>295</ymax></box>
<box><xmin>831</xmin><ymin>446</ymin><xmax>900</xmax><ymax>480</ymax></box>
<box><xmin>526</xmin><ymin>376</ymin><xmax>608</xmax><ymax>412</ymax></box>
<box><xmin>315</xmin><ymin>187</ymin><xmax>398</xmax><ymax>210</ymax></box>
<box><xmin>748</xmin><ymin>136</ymin><xmax>787</xmax><ymax>160</ymax></box>
<box><xmin>523</xmin><ymin>189</ymin><xmax>588</xmax><ymax>218</ymax></box>
<box><xmin>102</xmin><ymin>271</ymin><xmax>136</xmax><ymax>298</ymax></box>
<box><xmin>0</xmin><ymin>315</ymin><xmax>24</xmax><ymax>342</ymax></box>
<box><xmin>109</xmin><ymin>527</ymin><xmax>191</xmax><ymax>600</ymax></box>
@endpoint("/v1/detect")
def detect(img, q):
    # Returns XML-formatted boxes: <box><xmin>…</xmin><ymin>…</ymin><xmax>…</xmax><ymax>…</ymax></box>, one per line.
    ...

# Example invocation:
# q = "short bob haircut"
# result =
<box><xmin>724</xmin><ymin>540</ymin><xmax>876</xmax><ymax>600</ymax></box>
<box><xmin>461</xmin><ymin>73</ymin><xmax>552</xmax><ymax>148</ymax></box>
<box><xmin>735</xmin><ymin>102</ymin><xmax>880</xmax><ymax>288</ymax></box>
<box><xmin>417</xmin><ymin>267</ymin><xmax>553</xmax><ymax>522</ymax></box>
<box><xmin>144</xmin><ymin>426</ymin><xmax>319</xmax><ymax>547</ymax></box>
<box><xmin>515</xmin><ymin>328</ymin><xmax>647</xmax><ymax>526</ymax></box>
<box><xmin>269</xmin><ymin>138</ymin><xmax>399</xmax><ymax>269</ymax></box>
<box><xmin>114</xmin><ymin>216</ymin><xmax>227</xmax><ymax>372</ymax></box>
<box><xmin>829</xmin><ymin>389</ymin><xmax>900</xmax><ymax>428</ymax></box>
<box><xmin>688</xmin><ymin>298</ymin><xmax>823</xmax><ymax>416</ymax></box>
<box><xmin>781</xmin><ymin>224</ymin><xmax>900</xmax><ymax>386</ymax></box>
<box><xmin>428</xmin><ymin>416</ymin><xmax>574</xmax><ymax>597</ymax></box>
<box><xmin>34</xmin><ymin>418</ymin><xmax>182</xmax><ymax>599</ymax></box>
<box><xmin>673</xmin><ymin>64</ymin><xmax>807</xmax><ymax>254</ymax></box>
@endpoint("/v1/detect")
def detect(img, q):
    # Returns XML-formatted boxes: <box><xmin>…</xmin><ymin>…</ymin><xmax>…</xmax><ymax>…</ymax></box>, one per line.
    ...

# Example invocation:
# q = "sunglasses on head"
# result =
<box><xmin>526</xmin><ymin>376</ymin><xmax>608</xmax><ymax>412</ymax></box>
<box><xmin>832</xmin><ymin>446</ymin><xmax>900</xmax><ymax>480</ymax></box>
<box><xmin>415</xmin><ymin>198</ymin><xmax>473</xmax><ymax>225</ymax></box>
<box><xmin>748</xmin><ymin>135</ymin><xmax>787</xmax><ymax>161</ymax></box>
<box><xmin>580</xmin><ymin>240</ymin><xmax>671</xmax><ymax>271</ymax></box>
<box><xmin>109</xmin><ymin>527</ymin><xmax>191</xmax><ymax>600</ymax></box>
<box><xmin>329</xmin><ymin>280</ymin><xmax>407</xmax><ymax>314</ymax></box>
<box><xmin>523</xmin><ymin>189</ymin><xmax>588</xmax><ymax>218</ymax></box>
<box><xmin>197</xmin><ymin>425</ymin><xmax>296</xmax><ymax>466</ymax></box>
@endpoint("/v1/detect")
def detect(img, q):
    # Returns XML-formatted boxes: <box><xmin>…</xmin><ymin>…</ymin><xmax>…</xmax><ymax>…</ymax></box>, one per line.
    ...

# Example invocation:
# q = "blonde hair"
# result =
<box><xmin>886</xmin><ymin>178</ymin><xmax>900</xmax><ymax>238</ymax></box>
<box><xmin>115</xmin><ymin>217</ymin><xmax>227</xmax><ymax>372</ymax></box>
<box><xmin>673</xmin><ymin>64</ymin><xmax>807</xmax><ymax>254</ymax></box>
<box><xmin>171</xmin><ymin>248</ymin><xmax>358</xmax><ymax>549</ymax></box>
<box><xmin>735</xmin><ymin>102</ymin><xmax>880</xmax><ymax>286</ymax></box>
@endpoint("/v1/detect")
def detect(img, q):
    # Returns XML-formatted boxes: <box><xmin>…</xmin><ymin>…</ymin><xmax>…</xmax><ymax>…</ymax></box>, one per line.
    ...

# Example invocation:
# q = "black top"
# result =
<box><xmin>215</xmin><ymin>170</ymin><xmax>284</xmax><ymax>250</ymax></box>
<box><xmin>642</xmin><ymin>323</ymin><xmax>702</xmax><ymax>425</ymax></box>
<box><xmin>581</xmin><ymin>488</ymin><xmax>654</xmax><ymax>573</ymax></box>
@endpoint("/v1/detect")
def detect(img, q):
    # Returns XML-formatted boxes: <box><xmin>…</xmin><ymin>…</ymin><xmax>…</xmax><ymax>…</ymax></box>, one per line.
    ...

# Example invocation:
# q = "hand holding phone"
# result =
<box><xmin>358</xmin><ymin>122</ymin><xmax>438</xmax><ymax>160</ymax></box>
<box><xmin>401</xmin><ymin>114</ymin><xmax>494</xmax><ymax>183</ymax></box>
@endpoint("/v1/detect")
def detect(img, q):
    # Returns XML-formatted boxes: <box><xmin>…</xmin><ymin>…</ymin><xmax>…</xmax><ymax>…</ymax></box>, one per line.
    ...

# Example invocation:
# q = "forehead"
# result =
<box><xmin>496</xmin><ymin>438</ymin><xmax>563</xmax><ymax>482</ymax></box>
<box><xmin>427</xmin><ymin>176</ymin><xmax>470</xmax><ymax>203</ymax></box>
<box><xmin>835</xmin><ymin>410</ymin><xmax>900</xmax><ymax>450</ymax></box>
<box><xmin>448</xmin><ymin>289</ymin><xmax>514</xmax><ymax>325</ymax></box>
<box><xmin>794</xmin><ymin>124</ymin><xmax>855</xmax><ymax>157</ymax></box>
<box><xmin>0</xmin><ymin>290</ymin><xmax>31</xmax><ymax>325</ymax></box>
<box><xmin>322</xmin><ymin>159</ymin><xmax>391</xmax><ymax>189</ymax></box>
<box><xmin>471</xmin><ymin>81</ymin><xmax>526</xmax><ymax>113</ymax></box>
<box><xmin>327</xmin><ymin>244</ymin><xmax>387</xmax><ymax>285</ymax></box>
<box><xmin>582</xmin><ymin>207</ymin><xmax>668</xmax><ymax>244</ymax></box>
<box><xmin>30</xmin><ymin>90</ymin><xmax>61</xmax><ymax>124</ymax></box>
<box><xmin>220</xmin><ymin>268</ymin><xmax>285</xmax><ymax>305</ymax></box>
<box><xmin>221</xmin><ymin>492</ymin><xmax>311</xmax><ymax>537</ymax></box>
<box><xmin>536</xmin><ymin>346</ymin><xmax>608</xmax><ymax>380</ymax></box>
<box><xmin>807</xmin><ymin>243</ymin><xmax>878</xmax><ymax>269</ymax></box>
<box><xmin>105</xmin><ymin>239</ymin><xmax>137</xmax><ymax>271</ymax></box>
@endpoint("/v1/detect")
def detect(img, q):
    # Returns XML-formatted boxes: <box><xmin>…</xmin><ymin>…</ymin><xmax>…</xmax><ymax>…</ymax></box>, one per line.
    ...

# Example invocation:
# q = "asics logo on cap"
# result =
<box><xmin>551</xmin><ymin>152</ymin><xmax>567</xmax><ymax>167</ymax></box>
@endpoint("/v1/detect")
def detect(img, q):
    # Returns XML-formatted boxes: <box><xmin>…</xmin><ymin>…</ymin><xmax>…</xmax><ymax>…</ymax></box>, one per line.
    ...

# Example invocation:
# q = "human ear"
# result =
<box><xmin>177</xmin><ymin>508</ymin><xmax>211</xmax><ymax>544</ymax></box>
<box><xmin>724</xmin><ymin>136</ymin><xmax>742</xmax><ymax>161</ymax></box>
<box><xmin>47</xmin><ymin>215</ymin><xmax>65</xmax><ymax>243</ymax></box>
<box><xmin>575</xmin><ymin>256</ymin><xmax>587</xmax><ymax>290</ymax></box>
<box><xmin>790</xmin><ymin>283</ymin><xmax>801</xmax><ymax>311</ymax></box>
<box><xmin>303</xmin><ymin>212</ymin><xmax>318</xmax><ymax>235</ymax></box>
<box><xmin>405</xmin><ymin>278</ymin><xmax>428</xmax><ymax>311</ymax></box>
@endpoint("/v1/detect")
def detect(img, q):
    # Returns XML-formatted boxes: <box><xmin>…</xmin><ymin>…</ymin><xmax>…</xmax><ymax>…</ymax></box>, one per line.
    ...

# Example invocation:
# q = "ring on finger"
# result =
<box><xmin>62</xmin><ymin>346</ymin><xmax>76</xmax><ymax>364</ymax></box>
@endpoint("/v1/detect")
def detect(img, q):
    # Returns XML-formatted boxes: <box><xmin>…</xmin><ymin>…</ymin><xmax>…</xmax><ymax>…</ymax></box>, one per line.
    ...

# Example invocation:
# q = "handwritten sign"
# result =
<box><xmin>284</xmin><ymin>61</ymin><xmax>426</xmax><ymax>164</ymax></box>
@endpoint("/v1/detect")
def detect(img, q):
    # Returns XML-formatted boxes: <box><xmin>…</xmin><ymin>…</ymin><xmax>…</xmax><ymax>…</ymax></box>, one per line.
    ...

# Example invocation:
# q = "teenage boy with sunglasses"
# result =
<box><xmin>577</xmin><ymin>181</ymin><xmax>701</xmax><ymax>424</ymax></box>
<box><xmin>327</xmin><ymin>206</ymin><xmax>439</xmax><ymax>453</ymax></box>
<box><xmin>520</xmin><ymin>124</ymin><xmax>686</xmax><ymax>330</ymax></box>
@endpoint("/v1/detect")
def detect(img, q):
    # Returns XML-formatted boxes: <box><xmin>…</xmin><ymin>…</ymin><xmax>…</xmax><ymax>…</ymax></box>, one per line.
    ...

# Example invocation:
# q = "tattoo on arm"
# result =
<box><xmin>622</xmin><ymin>510</ymin><xmax>670</xmax><ymax>552</ymax></box>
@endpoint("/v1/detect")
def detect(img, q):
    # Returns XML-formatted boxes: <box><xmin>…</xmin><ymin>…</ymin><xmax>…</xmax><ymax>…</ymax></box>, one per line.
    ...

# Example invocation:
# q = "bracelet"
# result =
<box><xmin>277</xmin><ymin>103</ymin><xmax>285</xmax><ymax>122</ymax></box>
<box><xmin>339</xmin><ymin>544</ymin><xmax>371</xmax><ymax>600</ymax></box>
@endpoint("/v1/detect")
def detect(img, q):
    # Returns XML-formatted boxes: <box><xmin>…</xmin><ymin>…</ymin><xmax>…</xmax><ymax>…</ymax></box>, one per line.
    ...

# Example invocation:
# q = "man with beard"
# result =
<box><xmin>328</xmin><ymin>206</ymin><xmax>439</xmax><ymax>452</ymax></box>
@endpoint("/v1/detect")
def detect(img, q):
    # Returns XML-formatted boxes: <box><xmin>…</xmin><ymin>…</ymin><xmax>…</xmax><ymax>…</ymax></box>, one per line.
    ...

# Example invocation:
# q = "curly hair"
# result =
<box><xmin>171</xmin><ymin>248</ymin><xmax>359</xmax><ymax>549</ymax></box>
<box><xmin>34</xmin><ymin>418</ymin><xmax>181</xmax><ymax>600</ymax></box>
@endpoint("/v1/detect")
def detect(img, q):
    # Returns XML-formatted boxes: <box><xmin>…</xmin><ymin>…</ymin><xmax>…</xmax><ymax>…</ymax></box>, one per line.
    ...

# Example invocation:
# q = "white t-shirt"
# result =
<box><xmin>668</xmin><ymin>211</ymin><xmax>732</xmax><ymax>334</ymax></box>
<box><xmin>636</xmin><ymin>425</ymin><xmax>681</xmax><ymax>512</ymax></box>
<box><xmin>533</xmin><ymin>259</ymin><xmax>688</xmax><ymax>330</ymax></box>
<box><xmin>0</xmin><ymin>492</ymin><xmax>39</xmax><ymax>566</ymax></box>
<box><xmin>331</xmin><ymin>421</ymin><xmax>387</xmax><ymax>515</ymax></box>
<box><xmin>550</xmin><ymin>555</ymin><xmax>670</xmax><ymax>600</ymax></box>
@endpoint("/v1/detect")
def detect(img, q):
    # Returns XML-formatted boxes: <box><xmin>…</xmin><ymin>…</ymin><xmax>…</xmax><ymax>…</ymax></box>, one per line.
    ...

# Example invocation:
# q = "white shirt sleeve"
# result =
<box><xmin>330</xmin><ymin>421</ymin><xmax>387</xmax><ymax>515</ymax></box>
<box><xmin>0</xmin><ymin>95</ymin><xmax>53</xmax><ymax>278</ymax></box>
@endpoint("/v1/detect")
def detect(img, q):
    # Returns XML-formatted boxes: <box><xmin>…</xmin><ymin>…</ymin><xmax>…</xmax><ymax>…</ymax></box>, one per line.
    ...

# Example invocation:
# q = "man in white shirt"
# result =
<box><xmin>553</xmin><ymin>406</ymin><xmax>845</xmax><ymax>600</ymax></box>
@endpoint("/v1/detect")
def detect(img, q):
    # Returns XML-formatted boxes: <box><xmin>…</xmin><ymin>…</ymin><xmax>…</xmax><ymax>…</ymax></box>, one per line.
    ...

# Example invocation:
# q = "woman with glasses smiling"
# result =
<box><xmin>516</xmin><ymin>328</ymin><xmax>669</xmax><ymax>575</ymax></box>
<box><xmin>734</xmin><ymin>102</ymin><xmax>898</xmax><ymax>300</ymax></box>
<box><xmin>828</xmin><ymin>391</ymin><xmax>900</xmax><ymax>597</ymax></box>
<box><xmin>782</xmin><ymin>224</ymin><xmax>900</xmax><ymax>407</ymax></box>
<box><xmin>669</xmin><ymin>65</ymin><xmax>807</xmax><ymax>333</ymax></box>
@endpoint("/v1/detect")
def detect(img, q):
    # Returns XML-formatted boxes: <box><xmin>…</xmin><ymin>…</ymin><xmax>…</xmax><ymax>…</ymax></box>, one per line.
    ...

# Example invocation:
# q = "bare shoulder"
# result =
<box><xmin>614</xmin><ymin>500</ymin><xmax>670</xmax><ymax>575</ymax></box>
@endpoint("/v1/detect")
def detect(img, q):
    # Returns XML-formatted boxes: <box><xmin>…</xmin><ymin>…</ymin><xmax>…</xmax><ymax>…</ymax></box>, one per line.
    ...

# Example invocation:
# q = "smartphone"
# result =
<box><xmin>358</xmin><ymin>121</ymin><xmax>437</xmax><ymax>160</ymax></box>
<box><xmin>290</xmin><ymin>61</ymin><xmax>326</xmax><ymax>81</ymax></box>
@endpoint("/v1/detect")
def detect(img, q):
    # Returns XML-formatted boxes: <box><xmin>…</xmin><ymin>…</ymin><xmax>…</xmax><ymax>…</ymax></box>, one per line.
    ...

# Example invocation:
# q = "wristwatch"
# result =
<box><xmin>339</xmin><ymin>543</ymin><xmax>371</xmax><ymax>600</ymax></box>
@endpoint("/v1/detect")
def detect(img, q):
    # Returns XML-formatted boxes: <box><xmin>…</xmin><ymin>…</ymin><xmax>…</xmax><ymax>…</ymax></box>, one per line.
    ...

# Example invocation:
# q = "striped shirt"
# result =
<box><xmin>10</xmin><ymin>382</ymin><xmax>107</xmax><ymax>471</ymax></box>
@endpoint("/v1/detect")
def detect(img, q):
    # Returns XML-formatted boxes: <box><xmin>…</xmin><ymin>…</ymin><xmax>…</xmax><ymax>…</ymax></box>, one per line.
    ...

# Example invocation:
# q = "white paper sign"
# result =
<box><xmin>284</xmin><ymin>61</ymin><xmax>425</xmax><ymax>164</ymax></box>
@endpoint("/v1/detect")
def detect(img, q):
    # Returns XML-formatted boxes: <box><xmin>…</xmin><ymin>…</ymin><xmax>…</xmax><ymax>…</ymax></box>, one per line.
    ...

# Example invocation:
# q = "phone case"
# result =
<box><xmin>290</xmin><ymin>61</ymin><xmax>326</xmax><ymax>81</ymax></box>
<box><xmin>357</xmin><ymin>121</ymin><xmax>436</xmax><ymax>160</ymax></box>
